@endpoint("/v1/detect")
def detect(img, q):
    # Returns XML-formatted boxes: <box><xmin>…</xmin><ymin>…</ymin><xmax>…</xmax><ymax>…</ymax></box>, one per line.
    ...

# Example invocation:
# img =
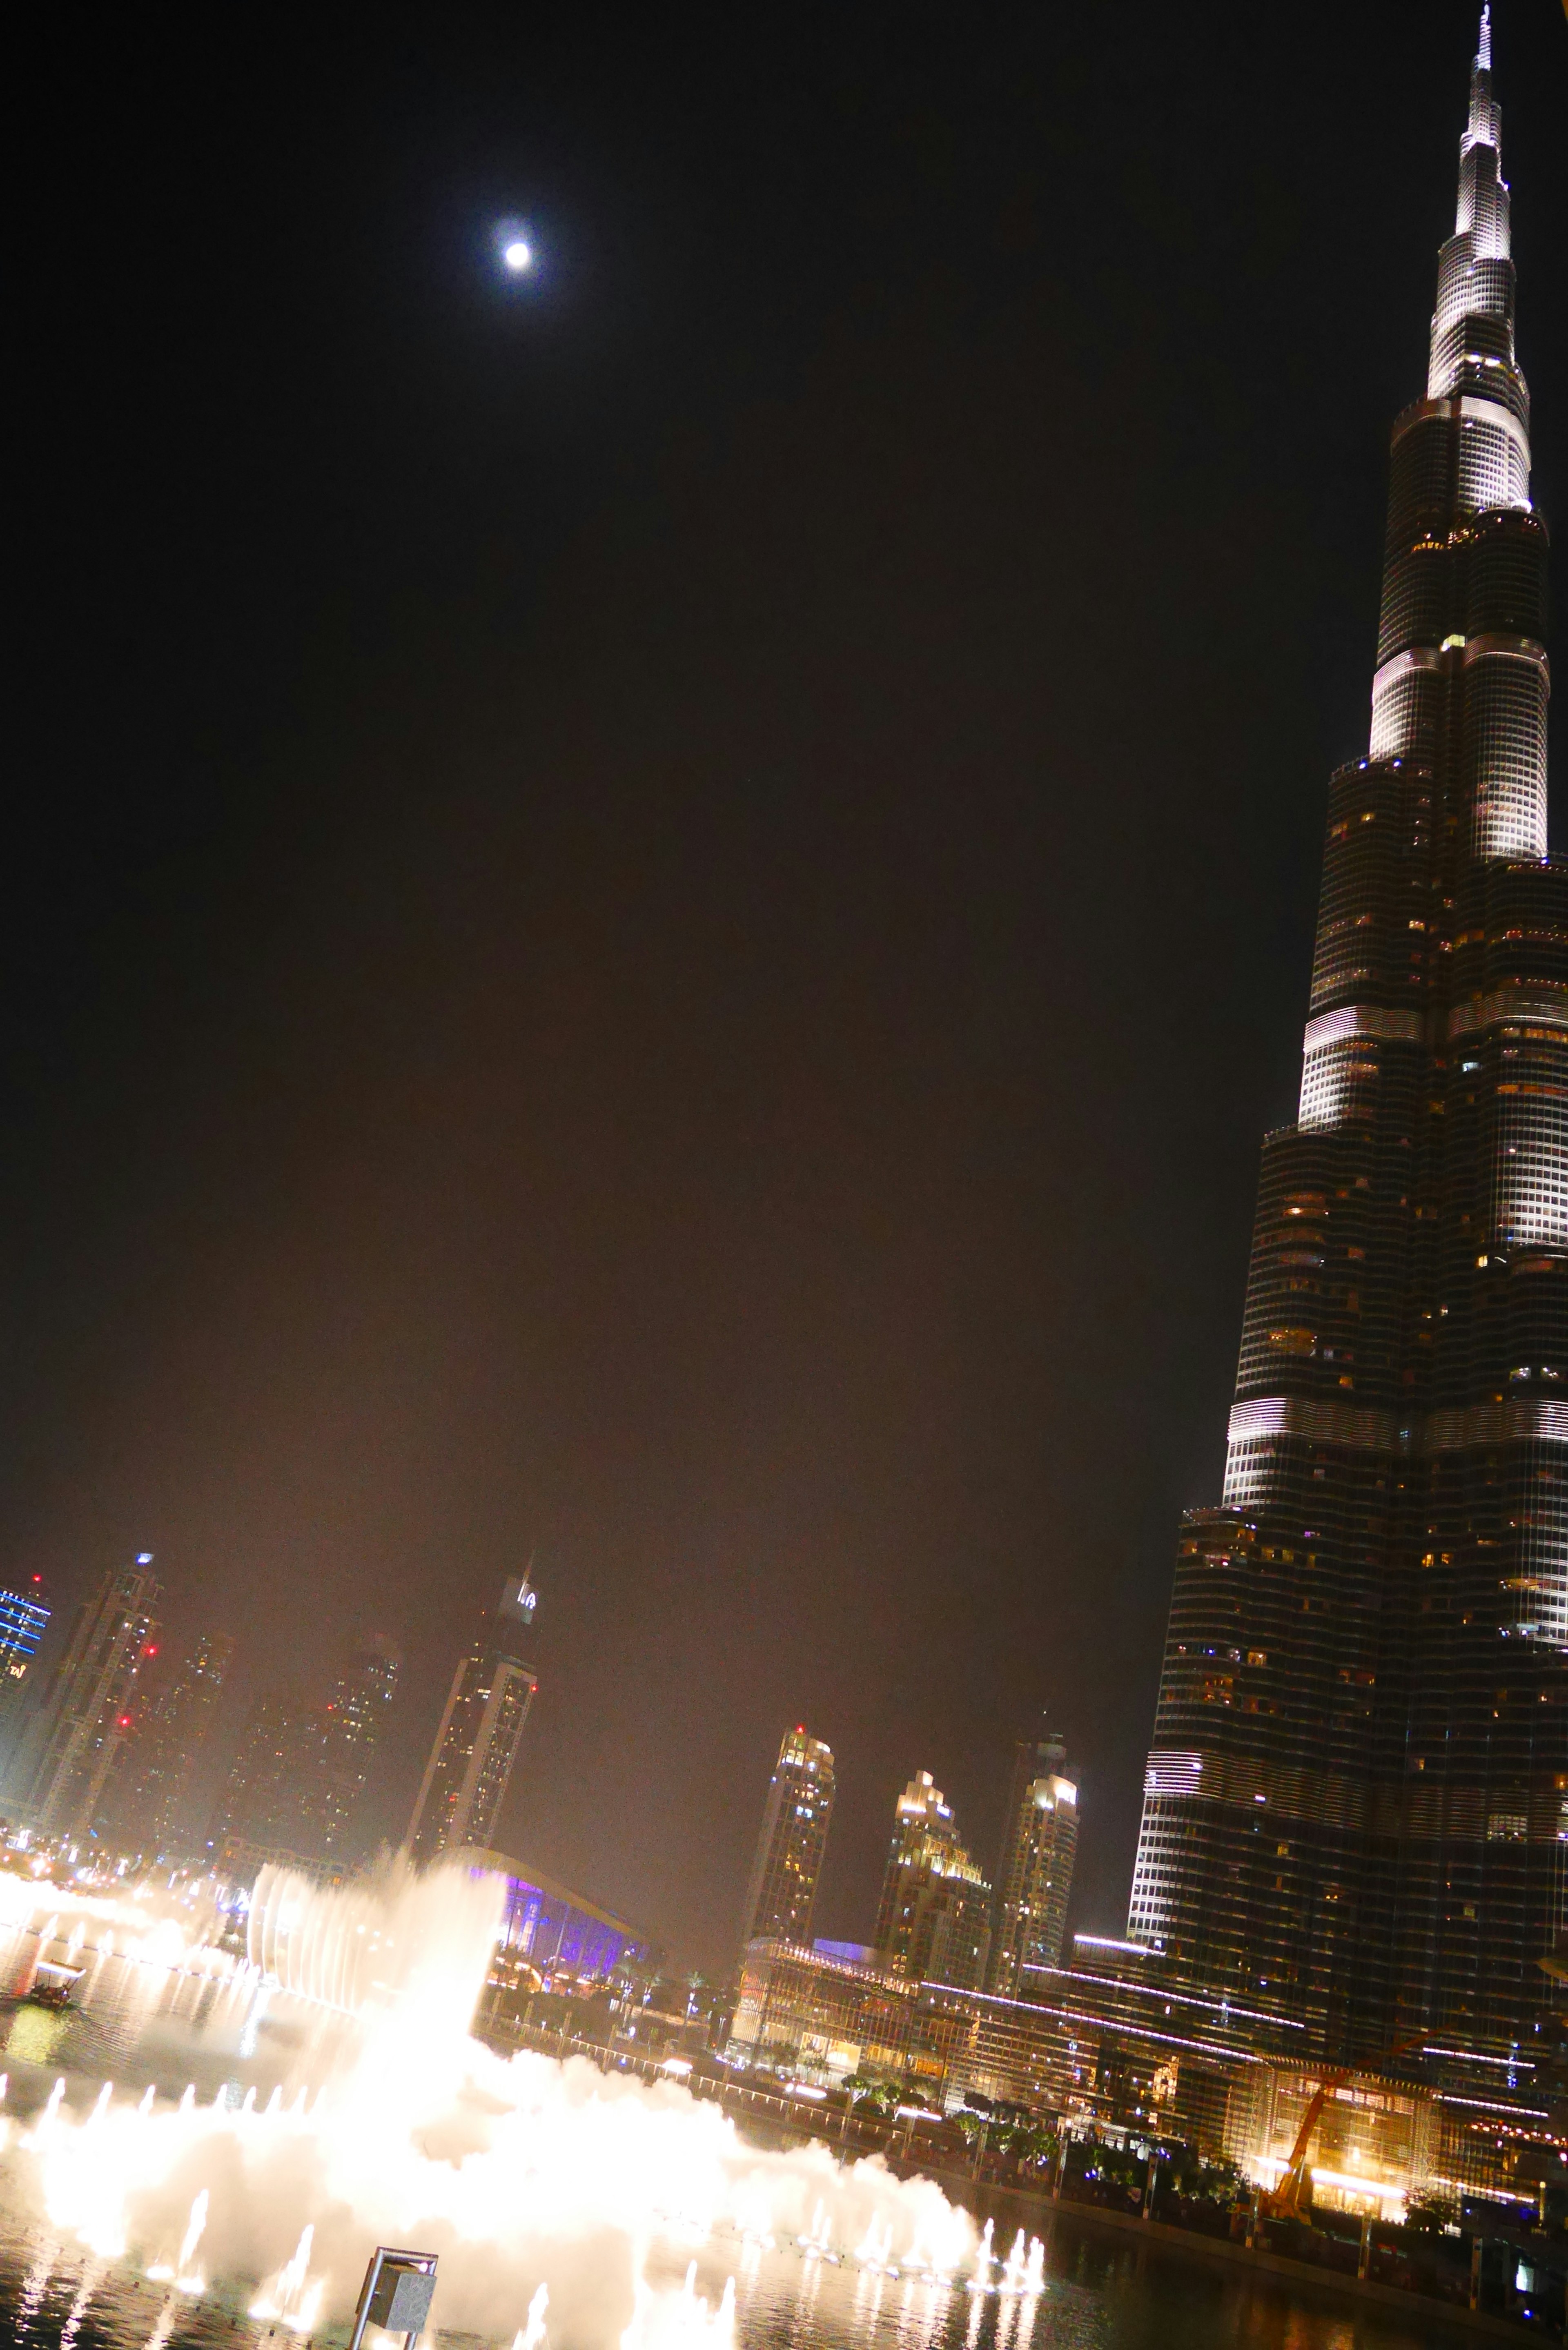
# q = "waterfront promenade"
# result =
<box><xmin>497</xmin><ymin>2021</ymin><xmax>1561</xmax><ymax>2343</ymax></box>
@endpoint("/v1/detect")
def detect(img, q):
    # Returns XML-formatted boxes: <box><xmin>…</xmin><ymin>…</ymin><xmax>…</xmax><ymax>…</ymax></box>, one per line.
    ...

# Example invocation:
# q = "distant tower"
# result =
<box><xmin>407</xmin><ymin>1573</ymin><xmax>539</xmax><ymax>1862</ymax></box>
<box><xmin>316</xmin><ymin>1637</ymin><xmax>401</xmax><ymax>1857</ymax></box>
<box><xmin>874</xmin><ymin>1770</ymin><xmax>992</xmax><ymax>1992</ymax></box>
<box><xmin>987</xmin><ymin>1724</ymin><xmax>1079</xmax><ymax>1996</ymax></box>
<box><xmin>107</xmin><ymin>1628</ymin><xmax>235</xmax><ymax>1857</ymax></box>
<box><xmin>738</xmin><ymin>1725</ymin><xmax>835</xmax><ymax>1951</ymax></box>
<box><xmin>23</xmin><ymin>1555</ymin><xmax>163</xmax><ymax>1841</ymax></box>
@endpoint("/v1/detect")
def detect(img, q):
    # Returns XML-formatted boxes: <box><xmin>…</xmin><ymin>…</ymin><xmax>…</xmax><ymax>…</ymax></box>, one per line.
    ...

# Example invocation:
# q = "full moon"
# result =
<box><xmin>502</xmin><ymin>238</ymin><xmax>533</xmax><ymax>273</ymax></box>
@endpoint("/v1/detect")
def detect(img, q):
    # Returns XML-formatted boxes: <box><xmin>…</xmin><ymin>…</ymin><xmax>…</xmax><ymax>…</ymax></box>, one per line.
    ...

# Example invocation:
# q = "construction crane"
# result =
<box><xmin>1261</xmin><ymin>2034</ymin><xmax>1423</xmax><ymax>2219</ymax></box>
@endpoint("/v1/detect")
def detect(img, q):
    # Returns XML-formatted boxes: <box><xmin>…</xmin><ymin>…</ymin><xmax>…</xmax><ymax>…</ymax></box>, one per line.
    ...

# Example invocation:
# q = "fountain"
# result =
<box><xmin>0</xmin><ymin>1856</ymin><xmax>975</xmax><ymax>2344</ymax></box>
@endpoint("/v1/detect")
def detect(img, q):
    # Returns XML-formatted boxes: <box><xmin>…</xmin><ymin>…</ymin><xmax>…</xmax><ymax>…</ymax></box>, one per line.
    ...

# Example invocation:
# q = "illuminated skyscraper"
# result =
<box><xmin>316</xmin><ymin>1637</ymin><xmax>401</xmax><ymax>1857</ymax></box>
<box><xmin>22</xmin><ymin>1555</ymin><xmax>162</xmax><ymax>1841</ymax></box>
<box><xmin>408</xmin><ymin>1573</ymin><xmax>539</xmax><ymax>1862</ymax></box>
<box><xmin>987</xmin><ymin>1728</ymin><xmax>1078</xmax><ymax>1997</ymax></box>
<box><xmin>874</xmin><ymin>1771</ymin><xmax>991</xmax><ymax>1993</ymax></box>
<box><xmin>106</xmin><ymin>1628</ymin><xmax>235</xmax><ymax>1856</ymax></box>
<box><xmin>0</xmin><ymin>1580</ymin><xmax>50</xmax><ymax>1695</ymax></box>
<box><xmin>0</xmin><ymin>1579</ymin><xmax>51</xmax><ymax>1795</ymax></box>
<box><xmin>738</xmin><ymin>1725</ymin><xmax>835</xmax><ymax>1950</ymax></box>
<box><xmin>1129</xmin><ymin>14</ymin><xmax>1560</xmax><ymax>2070</ymax></box>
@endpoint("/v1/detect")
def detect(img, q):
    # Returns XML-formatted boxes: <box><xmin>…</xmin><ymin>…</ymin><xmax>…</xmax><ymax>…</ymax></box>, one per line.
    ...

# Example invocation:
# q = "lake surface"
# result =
<box><xmin>0</xmin><ymin>2214</ymin><xmax>1480</xmax><ymax>2350</ymax></box>
<box><xmin>0</xmin><ymin>1920</ymin><xmax>1472</xmax><ymax>2350</ymax></box>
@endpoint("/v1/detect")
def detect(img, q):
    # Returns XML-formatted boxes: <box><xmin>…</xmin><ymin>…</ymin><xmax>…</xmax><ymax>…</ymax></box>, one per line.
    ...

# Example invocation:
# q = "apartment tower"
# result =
<box><xmin>988</xmin><ymin>1728</ymin><xmax>1079</xmax><ymax>1997</ymax></box>
<box><xmin>738</xmin><ymin>1725</ymin><xmax>836</xmax><ymax>1950</ymax></box>
<box><xmin>24</xmin><ymin>1556</ymin><xmax>162</xmax><ymax>1841</ymax></box>
<box><xmin>408</xmin><ymin>1573</ymin><xmax>539</xmax><ymax>1862</ymax></box>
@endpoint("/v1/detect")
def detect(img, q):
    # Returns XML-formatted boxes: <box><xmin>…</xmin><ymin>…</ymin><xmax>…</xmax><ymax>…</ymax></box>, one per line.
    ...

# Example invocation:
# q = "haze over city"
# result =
<box><xmin>7</xmin><ymin>1</ymin><xmax>1565</xmax><ymax>1984</ymax></box>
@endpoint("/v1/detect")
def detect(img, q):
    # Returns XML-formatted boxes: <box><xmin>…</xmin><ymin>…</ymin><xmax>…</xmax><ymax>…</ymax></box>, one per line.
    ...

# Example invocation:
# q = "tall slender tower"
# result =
<box><xmin>314</xmin><ymin>1637</ymin><xmax>401</xmax><ymax>1858</ymax></box>
<box><xmin>738</xmin><ymin>1725</ymin><xmax>835</xmax><ymax>1951</ymax></box>
<box><xmin>407</xmin><ymin>1573</ymin><xmax>539</xmax><ymax>1862</ymax></box>
<box><xmin>1129</xmin><ymin>12</ymin><xmax>1559</xmax><ymax>2071</ymax></box>
<box><xmin>23</xmin><ymin>1556</ymin><xmax>163</xmax><ymax>1841</ymax></box>
<box><xmin>874</xmin><ymin>1771</ymin><xmax>992</xmax><ymax>1991</ymax></box>
<box><xmin>988</xmin><ymin>1727</ymin><xmax>1079</xmax><ymax>1997</ymax></box>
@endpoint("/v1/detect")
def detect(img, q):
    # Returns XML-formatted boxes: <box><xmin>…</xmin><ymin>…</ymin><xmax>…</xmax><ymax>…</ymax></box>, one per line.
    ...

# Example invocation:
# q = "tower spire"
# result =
<box><xmin>1477</xmin><ymin>5</ymin><xmax>1491</xmax><ymax>71</ymax></box>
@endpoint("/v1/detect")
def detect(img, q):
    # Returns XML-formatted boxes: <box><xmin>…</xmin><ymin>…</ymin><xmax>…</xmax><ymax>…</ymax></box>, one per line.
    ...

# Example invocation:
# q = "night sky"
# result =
<box><xmin>8</xmin><ymin>2</ymin><xmax>1565</xmax><ymax>1971</ymax></box>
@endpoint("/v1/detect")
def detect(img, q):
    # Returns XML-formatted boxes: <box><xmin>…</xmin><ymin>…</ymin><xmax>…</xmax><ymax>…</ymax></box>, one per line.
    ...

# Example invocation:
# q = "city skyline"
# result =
<box><xmin>3</xmin><ymin>2</ymin><xmax>1563</xmax><ymax>1969</ymax></box>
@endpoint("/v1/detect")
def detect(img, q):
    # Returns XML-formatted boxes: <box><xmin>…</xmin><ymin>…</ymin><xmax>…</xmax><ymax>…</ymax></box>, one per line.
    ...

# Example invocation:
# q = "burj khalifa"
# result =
<box><xmin>1129</xmin><ymin>9</ymin><xmax>1561</xmax><ymax>2081</ymax></box>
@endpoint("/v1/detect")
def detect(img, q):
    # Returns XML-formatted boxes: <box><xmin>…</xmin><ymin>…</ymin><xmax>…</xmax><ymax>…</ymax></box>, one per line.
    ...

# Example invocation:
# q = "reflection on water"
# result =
<box><xmin>0</xmin><ymin>2216</ymin><xmax>1470</xmax><ymax>2350</ymax></box>
<box><xmin>0</xmin><ymin>1911</ymin><xmax>1454</xmax><ymax>2350</ymax></box>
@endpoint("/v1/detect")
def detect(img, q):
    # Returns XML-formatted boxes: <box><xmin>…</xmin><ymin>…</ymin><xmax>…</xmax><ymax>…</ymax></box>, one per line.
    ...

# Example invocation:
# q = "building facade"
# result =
<box><xmin>727</xmin><ymin>1933</ymin><xmax>1532</xmax><ymax>2207</ymax></box>
<box><xmin>873</xmin><ymin>1770</ymin><xmax>991</xmax><ymax>1992</ymax></box>
<box><xmin>1129</xmin><ymin>13</ymin><xmax>1563</xmax><ymax>2096</ymax></box>
<box><xmin>408</xmin><ymin>1573</ymin><xmax>539</xmax><ymax>1862</ymax></box>
<box><xmin>988</xmin><ymin>1730</ymin><xmax>1079</xmax><ymax>1996</ymax></box>
<box><xmin>105</xmin><ymin>1628</ymin><xmax>234</xmax><ymax>1857</ymax></box>
<box><xmin>22</xmin><ymin>1556</ymin><xmax>162</xmax><ymax>1841</ymax></box>
<box><xmin>212</xmin><ymin>1690</ymin><xmax>323</xmax><ymax>1864</ymax></box>
<box><xmin>738</xmin><ymin>1726</ymin><xmax>835</xmax><ymax>1950</ymax></box>
<box><xmin>0</xmin><ymin>1580</ymin><xmax>51</xmax><ymax>1766</ymax></box>
<box><xmin>316</xmin><ymin>1637</ymin><xmax>401</xmax><ymax>1857</ymax></box>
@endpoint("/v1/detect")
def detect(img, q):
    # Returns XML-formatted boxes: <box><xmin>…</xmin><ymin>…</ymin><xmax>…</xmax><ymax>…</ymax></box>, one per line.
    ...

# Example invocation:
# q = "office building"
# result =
<box><xmin>106</xmin><ymin>1628</ymin><xmax>235</xmax><ymax>1856</ymax></box>
<box><xmin>738</xmin><ymin>1725</ymin><xmax>835</xmax><ymax>1951</ymax></box>
<box><xmin>0</xmin><ymin>1580</ymin><xmax>50</xmax><ymax>1700</ymax></box>
<box><xmin>212</xmin><ymin>1691</ymin><xmax>323</xmax><ymax>1866</ymax></box>
<box><xmin>408</xmin><ymin>1573</ymin><xmax>539</xmax><ymax>1862</ymax></box>
<box><xmin>1129</xmin><ymin>11</ymin><xmax>1563</xmax><ymax>2086</ymax></box>
<box><xmin>874</xmin><ymin>1771</ymin><xmax>991</xmax><ymax>1992</ymax></box>
<box><xmin>22</xmin><ymin>1555</ymin><xmax>162</xmax><ymax>1841</ymax></box>
<box><xmin>0</xmin><ymin>1579</ymin><xmax>51</xmax><ymax>1773</ymax></box>
<box><xmin>316</xmin><ymin>1637</ymin><xmax>401</xmax><ymax>1856</ymax></box>
<box><xmin>988</xmin><ymin>1728</ymin><xmax>1078</xmax><ymax>1996</ymax></box>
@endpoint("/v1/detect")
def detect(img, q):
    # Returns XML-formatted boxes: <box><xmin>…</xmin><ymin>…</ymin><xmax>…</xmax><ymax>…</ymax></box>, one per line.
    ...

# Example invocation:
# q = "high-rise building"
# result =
<box><xmin>988</xmin><ymin>1727</ymin><xmax>1078</xmax><ymax>1997</ymax></box>
<box><xmin>408</xmin><ymin>1573</ymin><xmax>539</xmax><ymax>1863</ymax></box>
<box><xmin>0</xmin><ymin>1578</ymin><xmax>51</xmax><ymax>1746</ymax></box>
<box><xmin>738</xmin><ymin>1725</ymin><xmax>835</xmax><ymax>1950</ymax></box>
<box><xmin>0</xmin><ymin>1580</ymin><xmax>50</xmax><ymax>1700</ymax></box>
<box><xmin>874</xmin><ymin>1771</ymin><xmax>992</xmax><ymax>1992</ymax></box>
<box><xmin>104</xmin><ymin>1628</ymin><xmax>235</xmax><ymax>1857</ymax></box>
<box><xmin>316</xmin><ymin>1637</ymin><xmax>401</xmax><ymax>1857</ymax></box>
<box><xmin>212</xmin><ymin>1691</ymin><xmax>322</xmax><ymax>1862</ymax></box>
<box><xmin>1128</xmin><ymin>13</ymin><xmax>1560</xmax><ymax>2069</ymax></box>
<box><xmin>22</xmin><ymin>1555</ymin><xmax>162</xmax><ymax>1841</ymax></box>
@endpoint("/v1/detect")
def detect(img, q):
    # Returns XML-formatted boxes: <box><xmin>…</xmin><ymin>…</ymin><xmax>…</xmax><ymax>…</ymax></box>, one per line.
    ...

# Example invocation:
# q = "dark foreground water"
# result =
<box><xmin>0</xmin><ymin>1917</ymin><xmax>1472</xmax><ymax>2350</ymax></box>
<box><xmin>0</xmin><ymin>2216</ymin><xmax>1479</xmax><ymax>2350</ymax></box>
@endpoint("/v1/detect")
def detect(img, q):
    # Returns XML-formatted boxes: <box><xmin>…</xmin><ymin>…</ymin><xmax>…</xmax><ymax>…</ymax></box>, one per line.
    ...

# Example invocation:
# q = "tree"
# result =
<box><xmin>1405</xmin><ymin>2188</ymin><xmax>1458</xmax><ymax>2236</ymax></box>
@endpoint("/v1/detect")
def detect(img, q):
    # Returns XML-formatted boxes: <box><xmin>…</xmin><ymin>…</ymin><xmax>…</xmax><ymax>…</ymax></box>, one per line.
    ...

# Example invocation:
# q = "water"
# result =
<box><xmin>0</xmin><ymin>1880</ymin><xmax>1463</xmax><ymax>2350</ymax></box>
<box><xmin>0</xmin><ymin>2214</ymin><xmax>1475</xmax><ymax>2348</ymax></box>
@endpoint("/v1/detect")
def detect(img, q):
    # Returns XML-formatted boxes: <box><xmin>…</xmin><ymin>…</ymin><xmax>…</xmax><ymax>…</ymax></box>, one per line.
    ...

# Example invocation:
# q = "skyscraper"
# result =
<box><xmin>22</xmin><ymin>1555</ymin><xmax>162</xmax><ymax>1841</ymax></box>
<box><xmin>0</xmin><ymin>1579</ymin><xmax>51</xmax><ymax>1771</ymax></box>
<box><xmin>987</xmin><ymin>1727</ymin><xmax>1078</xmax><ymax>1997</ymax></box>
<box><xmin>1129</xmin><ymin>13</ymin><xmax>1559</xmax><ymax>2070</ymax></box>
<box><xmin>408</xmin><ymin>1573</ymin><xmax>539</xmax><ymax>1862</ymax></box>
<box><xmin>738</xmin><ymin>1725</ymin><xmax>835</xmax><ymax>1950</ymax></box>
<box><xmin>104</xmin><ymin>1628</ymin><xmax>235</xmax><ymax>1857</ymax></box>
<box><xmin>316</xmin><ymin>1637</ymin><xmax>401</xmax><ymax>1857</ymax></box>
<box><xmin>212</xmin><ymin>1691</ymin><xmax>322</xmax><ymax>1863</ymax></box>
<box><xmin>874</xmin><ymin>1770</ymin><xmax>991</xmax><ymax>1992</ymax></box>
